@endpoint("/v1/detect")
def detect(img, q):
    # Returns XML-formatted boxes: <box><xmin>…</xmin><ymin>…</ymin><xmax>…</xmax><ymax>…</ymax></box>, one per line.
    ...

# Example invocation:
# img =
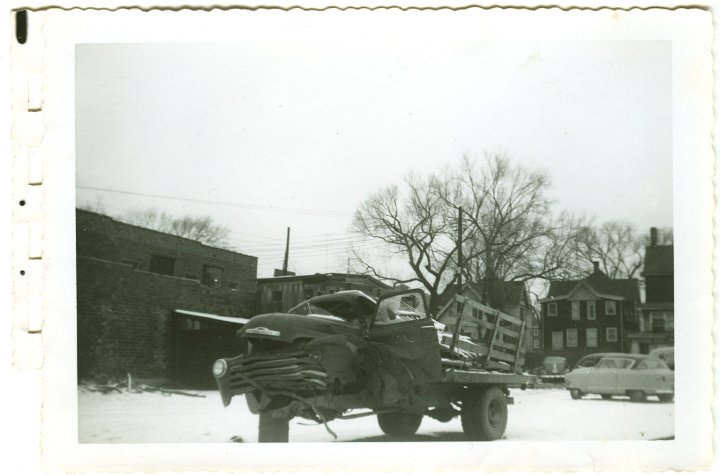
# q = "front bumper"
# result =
<box><xmin>215</xmin><ymin>351</ymin><xmax>328</xmax><ymax>406</ymax></box>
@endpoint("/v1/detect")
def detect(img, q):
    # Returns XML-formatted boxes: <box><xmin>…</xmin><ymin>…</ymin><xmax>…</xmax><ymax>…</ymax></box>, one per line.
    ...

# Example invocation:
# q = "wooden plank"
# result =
<box><xmin>489</xmin><ymin>349</ymin><xmax>516</xmax><ymax>363</ymax></box>
<box><xmin>495</xmin><ymin>326</ymin><xmax>520</xmax><ymax>339</ymax></box>
<box><xmin>492</xmin><ymin>339</ymin><xmax>518</xmax><ymax>352</ymax></box>
<box><xmin>513</xmin><ymin>321</ymin><xmax>526</xmax><ymax>372</ymax></box>
<box><xmin>483</xmin><ymin>361</ymin><xmax>513</xmax><ymax>371</ymax></box>
<box><xmin>456</xmin><ymin>295</ymin><xmax>523</xmax><ymax>326</ymax></box>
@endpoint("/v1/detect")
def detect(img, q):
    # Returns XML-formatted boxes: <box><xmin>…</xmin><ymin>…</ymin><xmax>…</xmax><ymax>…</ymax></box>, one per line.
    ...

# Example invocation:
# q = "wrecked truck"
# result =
<box><xmin>212</xmin><ymin>288</ymin><xmax>535</xmax><ymax>442</ymax></box>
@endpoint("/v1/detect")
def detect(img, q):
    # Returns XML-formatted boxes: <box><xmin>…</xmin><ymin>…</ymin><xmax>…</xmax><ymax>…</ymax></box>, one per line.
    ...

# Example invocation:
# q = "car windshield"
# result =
<box><xmin>544</xmin><ymin>357</ymin><xmax>567</xmax><ymax>364</ymax></box>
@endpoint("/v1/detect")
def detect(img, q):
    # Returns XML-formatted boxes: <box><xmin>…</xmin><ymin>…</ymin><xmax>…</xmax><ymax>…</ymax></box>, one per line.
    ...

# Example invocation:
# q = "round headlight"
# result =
<box><xmin>212</xmin><ymin>359</ymin><xmax>228</xmax><ymax>378</ymax></box>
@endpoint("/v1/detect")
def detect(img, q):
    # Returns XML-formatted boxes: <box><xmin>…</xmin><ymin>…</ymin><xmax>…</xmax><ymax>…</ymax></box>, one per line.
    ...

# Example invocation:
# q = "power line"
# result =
<box><xmin>77</xmin><ymin>185</ymin><xmax>355</xmax><ymax>219</ymax></box>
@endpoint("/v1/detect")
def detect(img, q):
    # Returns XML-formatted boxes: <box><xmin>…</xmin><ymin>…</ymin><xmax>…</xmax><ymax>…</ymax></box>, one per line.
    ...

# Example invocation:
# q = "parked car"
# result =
<box><xmin>649</xmin><ymin>347</ymin><xmax>674</xmax><ymax>370</ymax></box>
<box><xmin>572</xmin><ymin>352</ymin><xmax>628</xmax><ymax>370</ymax></box>
<box><xmin>565</xmin><ymin>354</ymin><xmax>674</xmax><ymax>402</ymax></box>
<box><xmin>537</xmin><ymin>356</ymin><xmax>568</xmax><ymax>383</ymax></box>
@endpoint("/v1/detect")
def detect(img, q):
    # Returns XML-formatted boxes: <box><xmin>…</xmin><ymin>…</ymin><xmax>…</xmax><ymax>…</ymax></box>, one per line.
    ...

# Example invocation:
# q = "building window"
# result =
<box><xmin>571</xmin><ymin>301</ymin><xmax>580</xmax><ymax>320</ymax></box>
<box><xmin>650</xmin><ymin>312</ymin><xmax>666</xmax><ymax>333</ymax></box>
<box><xmin>533</xmin><ymin>339</ymin><xmax>540</xmax><ymax>349</ymax></box>
<box><xmin>551</xmin><ymin>331</ymin><xmax>563</xmax><ymax>350</ymax></box>
<box><xmin>566</xmin><ymin>329</ymin><xmax>578</xmax><ymax>348</ymax></box>
<box><xmin>228</xmin><ymin>282</ymin><xmax>239</xmax><ymax>291</ymax></box>
<box><xmin>606</xmin><ymin>327</ymin><xmax>618</xmax><ymax>342</ymax></box>
<box><xmin>587</xmin><ymin>301</ymin><xmax>596</xmax><ymax>320</ymax></box>
<box><xmin>605</xmin><ymin>301</ymin><xmax>617</xmax><ymax>315</ymax></box>
<box><xmin>586</xmin><ymin>328</ymin><xmax>598</xmax><ymax>348</ymax></box>
<box><xmin>202</xmin><ymin>265</ymin><xmax>224</xmax><ymax>288</ymax></box>
<box><xmin>548</xmin><ymin>302</ymin><xmax>558</xmax><ymax>317</ymax></box>
<box><xmin>149</xmin><ymin>255</ymin><xmax>175</xmax><ymax>276</ymax></box>
<box><xmin>532</xmin><ymin>328</ymin><xmax>539</xmax><ymax>337</ymax></box>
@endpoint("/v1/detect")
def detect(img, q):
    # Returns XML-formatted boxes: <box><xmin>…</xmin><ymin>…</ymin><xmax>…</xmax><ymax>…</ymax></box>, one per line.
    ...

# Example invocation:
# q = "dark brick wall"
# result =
<box><xmin>76</xmin><ymin>209</ymin><xmax>259</xmax><ymax>383</ymax></box>
<box><xmin>76</xmin><ymin>210</ymin><xmax>257</xmax><ymax>297</ymax></box>
<box><xmin>77</xmin><ymin>257</ymin><xmax>252</xmax><ymax>381</ymax></box>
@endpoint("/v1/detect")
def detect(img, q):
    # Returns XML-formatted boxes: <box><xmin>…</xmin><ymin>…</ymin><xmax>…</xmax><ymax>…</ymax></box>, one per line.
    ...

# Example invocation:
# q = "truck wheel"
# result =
<box><xmin>258</xmin><ymin>412</ymin><xmax>289</xmax><ymax>443</ymax></box>
<box><xmin>377</xmin><ymin>412</ymin><xmax>423</xmax><ymax>437</ymax></box>
<box><xmin>569</xmin><ymin>388</ymin><xmax>583</xmax><ymax>400</ymax></box>
<box><xmin>461</xmin><ymin>386</ymin><xmax>508</xmax><ymax>441</ymax></box>
<box><xmin>658</xmin><ymin>393</ymin><xmax>674</xmax><ymax>403</ymax></box>
<box><xmin>628</xmin><ymin>390</ymin><xmax>646</xmax><ymax>403</ymax></box>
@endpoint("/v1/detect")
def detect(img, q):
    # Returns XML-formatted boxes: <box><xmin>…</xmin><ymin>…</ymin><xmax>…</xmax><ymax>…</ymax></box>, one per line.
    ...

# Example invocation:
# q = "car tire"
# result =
<box><xmin>377</xmin><ymin>411</ymin><xmax>423</xmax><ymax>438</ymax></box>
<box><xmin>658</xmin><ymin>394</ymin><xmax>674</xmax><ymax>403</ymax></box>
<box><xmin>569</xmin><ymin>388</ymin><xmax>583</xmax><ymax>400</ymax></box>
<box><xmin>628</xmin><ymin>390</ymin><xmax>646</xmax><ymax>403</ymax></box>
<box><xmin>461</xmin><ymin>386</ymin><xmax>508</xmax><ymax>441</ymax></box>
<box><xmin>601</xmin><ymin>394</ymin><xmax>612</xmax><ymax>400</ymax></box>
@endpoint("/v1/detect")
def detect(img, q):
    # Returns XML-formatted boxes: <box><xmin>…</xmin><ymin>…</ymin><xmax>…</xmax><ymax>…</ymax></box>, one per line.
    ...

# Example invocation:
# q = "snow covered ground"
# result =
<box><xmin>78</xmin><ymin>387</ymin><xmax>674</xmax><ymax>444</ymax></box>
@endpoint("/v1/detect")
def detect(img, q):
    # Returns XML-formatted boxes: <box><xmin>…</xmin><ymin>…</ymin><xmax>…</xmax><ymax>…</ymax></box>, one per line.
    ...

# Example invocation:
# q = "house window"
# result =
<box><xmin>606</xmin><ymin>327</ymin><xmax>618</xmax><ymax>342</ymax></box>
<box><xmin>650</xmin><ymin>312</ymin><xmax>666</xmax><ymax>333</ymax></box>
<box><xmin>202</xmin><ymin>265</ymin><xmax>223</xmax><ymax>288</ymax></box>
<box><xmin>548</xmin><ymin>302</ymin><xmax>558</xmax><ymax>317</ymax></box>
<box><xmin>605</xmin><ymin>301</ymin><xmax>617</xmax><ymax>315</ymax></box>
<box><xmin>587</xmin><ymin>301</ymin><xmax>596</xmax><ymax>320</ymax></box>
<box><xmin>571</xmin><ymin>302</ymin><xmax>580</xmax><ymax>320</ymax></box>
<box><xmin>228</xmin><ymin>282</ymin><xmax>239</xmax><ymax>291</ymax></box>
<box><xmin>533</xmin><ymin>339</ymin><xmax>540</xmax><ymax>349</ymax></box>
<box><xmin>566</xmin><ymin>329</ymin><xmax>578</xmax><ymax>348</ymax></box>
<box><xmin>551</xmin><ymin>331</ymin><xmax>563</xmax><ymax>350</ymax></box>
<box><xmin>532</xmin><ymin>328</ymin><xmax>539</xmax><ymax>337</ymax></box>
<box><xmin>586</xmin><ymin>328</ymin><xmax>598</xmax><ymax>348</ymax></box>
<box><xmin>149</xmin><ymin>255</ymin><xmax>175</xmax><ymax>276</ymax></box>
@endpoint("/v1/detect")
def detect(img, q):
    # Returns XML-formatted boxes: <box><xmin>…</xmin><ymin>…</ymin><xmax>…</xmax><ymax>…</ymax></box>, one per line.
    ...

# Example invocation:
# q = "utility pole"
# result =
<box><xmin>449</xmin><ymin>206</ymin><xmax>465</xmax><ymax>355</ymax></box>
<box><xmin>282</xmin><ymin>227</ymin><xmax>290</xmax><ymax>275</ymax></box>
<box><xmin>457</xmin><ymin>206</ymin><xmax>463</xmax><ymax>295</ymax></box>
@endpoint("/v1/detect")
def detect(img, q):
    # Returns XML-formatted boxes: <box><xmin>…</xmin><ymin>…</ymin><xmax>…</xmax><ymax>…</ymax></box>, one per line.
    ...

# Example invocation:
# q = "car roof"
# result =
<box><xmin>579</xmin><ymin>352</ymin><xmax>627</xmax><ymax>360</ymax></box>
<box><xmin>299</xmin><ymin>290</ymin><xmax>377</xmax><ymax>306</ymax></box>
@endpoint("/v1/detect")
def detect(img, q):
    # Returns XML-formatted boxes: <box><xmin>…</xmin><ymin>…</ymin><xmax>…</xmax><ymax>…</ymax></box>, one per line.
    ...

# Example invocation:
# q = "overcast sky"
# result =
<box><xmin>76</xmin><ymin>38</ymin><xmax>672</xmax><ymax>278</ymax></box>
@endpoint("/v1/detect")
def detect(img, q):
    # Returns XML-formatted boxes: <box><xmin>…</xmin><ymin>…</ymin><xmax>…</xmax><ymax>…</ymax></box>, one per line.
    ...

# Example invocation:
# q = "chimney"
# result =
<box><xmin>650</xmin><ymin>227</ymin><xmax>658</xmax><ymax>247</ymax></box>
<box><xmin>593</xmin><ymin>261</ymin><xmax>600</xmax><ymax>273</ymax></box>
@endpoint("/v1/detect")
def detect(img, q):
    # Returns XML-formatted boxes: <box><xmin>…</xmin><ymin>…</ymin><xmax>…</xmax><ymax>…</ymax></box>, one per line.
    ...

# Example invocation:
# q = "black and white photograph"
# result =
<box><xmin>5</xmin><ymin>4</ymin><xmax>715</xmax><ymax>474</ymax></box>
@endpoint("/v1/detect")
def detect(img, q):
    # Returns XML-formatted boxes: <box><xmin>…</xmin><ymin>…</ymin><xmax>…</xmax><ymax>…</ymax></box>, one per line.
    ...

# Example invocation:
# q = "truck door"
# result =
<box><xmin>365</xmin><ymin>289</ymin><xmax>443</xmax><ymax>403</ymax></box>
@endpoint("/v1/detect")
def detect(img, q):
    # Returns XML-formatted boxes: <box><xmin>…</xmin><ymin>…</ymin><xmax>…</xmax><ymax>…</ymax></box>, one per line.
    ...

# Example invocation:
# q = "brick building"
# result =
<box><xmin>540</xmin><ymin>263</ymin><xmax>640</xmax><ymax>365</ymax></box>
<box><xmin>629</xmin><ymin>228</ymin><xmax>674</xmax><ymax>353</ymax></box>
<box><xmin>256</xmin><ymin>273</ymin><xmax>390</xmax><ymax>314</ymax></box>
<box><xmin>76</xmin><ymin>209</ymin><xmax>257</xmax><ymax>387</ymax></box>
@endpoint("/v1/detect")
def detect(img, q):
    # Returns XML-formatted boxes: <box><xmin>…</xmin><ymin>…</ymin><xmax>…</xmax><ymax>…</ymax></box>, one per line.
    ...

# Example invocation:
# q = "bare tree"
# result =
<box><xmin>121</xmin><ymin>208</ymin><xmax>230</xmax><ymax>247</ymax></box>
<box><xmin>353</xmin><ymin>154</ymin><xmax>579</xmax><ymax>310</ymax></box>
<box><xmin>572</xmin><ymin>220</ymin><xmax>646</xmax><ymax>279</ymax></box>
<box><xmin>452</xmin><ymin>155</ymin><xmax>576</xmax><ymax>306</ymax></box>
<box><xmin>351</xmin><ymin>173</ymin><xmax>460</xmax><ymax>311</ymax></box>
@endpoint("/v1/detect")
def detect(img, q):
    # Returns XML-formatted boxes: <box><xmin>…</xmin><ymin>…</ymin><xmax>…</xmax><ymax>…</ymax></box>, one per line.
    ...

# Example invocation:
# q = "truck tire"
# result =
<box><xmin>258</xmin><ymin>412</ymin><xmax>289</xmax><ymax>443</ymax></box>
<box><xmin>461</xmin><ymin>386</ymin><xmax>508</xmax><ymax>441</ymax></box>
<box><xmin>377</xmin><ymin>412</ymin><xmax>423</xmax><ymax>437</ymax></box>
<box><xmin>628</xmin><ymin>390</ymin><xmax>646</xmax><ymax>403</ymax></box>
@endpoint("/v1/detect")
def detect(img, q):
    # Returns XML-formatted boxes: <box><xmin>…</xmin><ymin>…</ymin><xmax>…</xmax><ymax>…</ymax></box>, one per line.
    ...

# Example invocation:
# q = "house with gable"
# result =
<box><xmin>628</xmin><ymin>227</ymin><xmax>674</xmax><ymax>353</ymax></box>
<box><xmin>540</xmin><ymin>262</ymin><xmax>640</xmax><ymax>365</ymax></box>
